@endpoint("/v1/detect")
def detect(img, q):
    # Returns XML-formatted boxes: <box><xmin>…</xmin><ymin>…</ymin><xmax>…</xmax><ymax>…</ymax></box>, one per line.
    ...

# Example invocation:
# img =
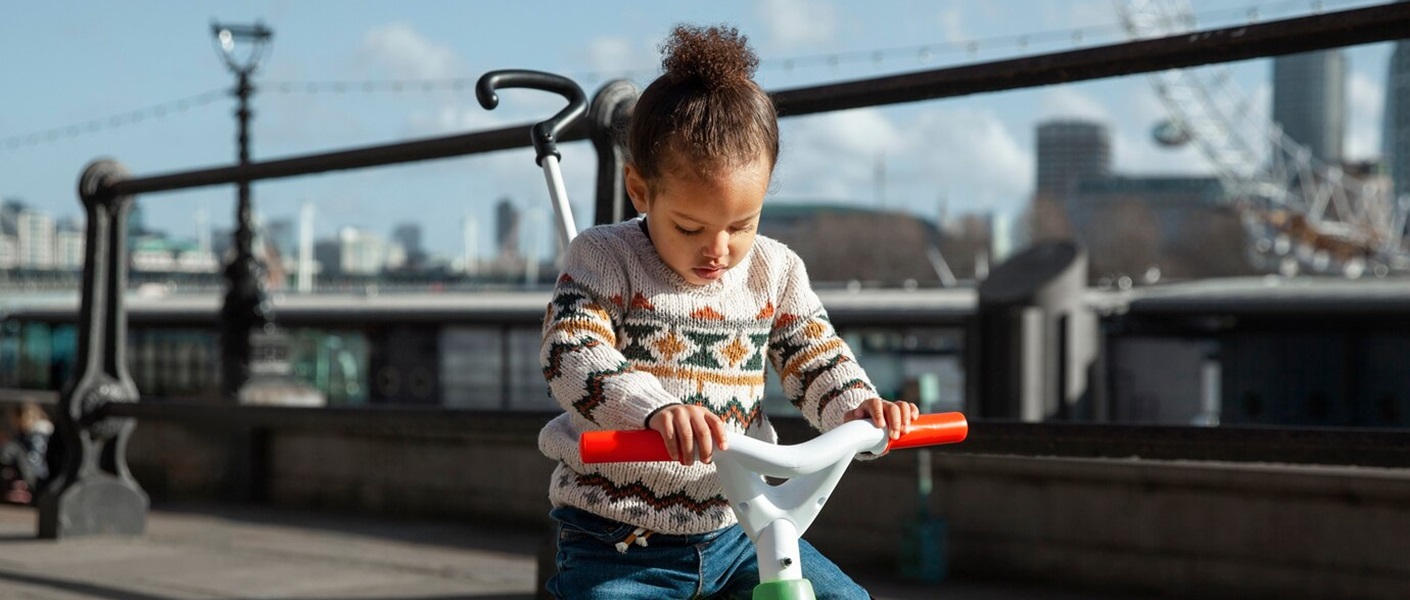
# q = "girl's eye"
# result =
<box><xmin>675</xmin><ymin>225</ymin><xmax>701</xmax><ymax>235</ymax></box>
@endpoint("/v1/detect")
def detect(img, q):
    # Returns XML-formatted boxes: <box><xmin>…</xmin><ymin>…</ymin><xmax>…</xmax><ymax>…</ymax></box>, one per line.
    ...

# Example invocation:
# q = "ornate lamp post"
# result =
<box><xmin>211</xmin><ymin>21</ymin><xmax>274</xmax><ymax>399</ymax></box>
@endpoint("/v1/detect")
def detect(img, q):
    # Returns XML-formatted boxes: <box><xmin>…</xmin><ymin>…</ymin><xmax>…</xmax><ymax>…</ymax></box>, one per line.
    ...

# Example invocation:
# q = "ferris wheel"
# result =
<box><xmin>1115</xmin><ymin>0</ymin><xmax>1409</xmax><ymax>277</ymax></box>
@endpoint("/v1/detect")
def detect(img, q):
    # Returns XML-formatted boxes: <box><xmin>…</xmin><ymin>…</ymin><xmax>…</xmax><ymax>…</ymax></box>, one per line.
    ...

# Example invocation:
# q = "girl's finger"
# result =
<box><xmin>693</xmin><ymin>413</ymin><xmax>715</xmax><ymax>464</ymax></box>
<box><xmin>658</xmin><ymin>412</ymin><xmax>679</xmax><ymax>462</ymax></box>
<box><xmin>710</xmin><ymin>415</ymin><xmax>729</xmax><ymax>451</ymax></box>
<box><xmin>677</xmin><ymin>418</ymin><xmax>695</xmax><ymax>466</ymax></box>
<box><xmin>888</xmin><ymin>402</ymin><xmax>903</xmax><ymax>439</ymax></box>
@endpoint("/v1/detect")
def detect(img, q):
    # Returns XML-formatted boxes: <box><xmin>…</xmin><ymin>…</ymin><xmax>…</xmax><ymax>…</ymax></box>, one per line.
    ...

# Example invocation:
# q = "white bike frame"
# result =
<box><xmin>714</xmin><ymin>420</ymin><xmax>893</xmax><ymax>583</ymax></box>
<box><xmin>582</xmin><ymin>412</ymin><xmax>967</xmax><ymax>599</ymax></box>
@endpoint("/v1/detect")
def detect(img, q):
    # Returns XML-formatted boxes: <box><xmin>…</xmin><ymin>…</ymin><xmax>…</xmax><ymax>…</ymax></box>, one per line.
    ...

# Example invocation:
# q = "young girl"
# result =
<box><xmin>538</xmin><ymin>24</ymin><xmax>919</xmax><ymax>599</ymax></box>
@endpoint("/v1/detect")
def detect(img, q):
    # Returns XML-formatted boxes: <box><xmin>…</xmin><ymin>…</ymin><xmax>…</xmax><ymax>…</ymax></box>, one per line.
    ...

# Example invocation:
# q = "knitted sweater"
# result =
<box><xmin>538</xmin><ymin>219</ymin><xmax>880</xmax><ymax>535</ymax></box>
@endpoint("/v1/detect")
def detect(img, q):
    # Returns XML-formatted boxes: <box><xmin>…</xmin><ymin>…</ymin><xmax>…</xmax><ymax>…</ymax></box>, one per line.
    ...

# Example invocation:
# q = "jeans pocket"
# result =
<box><xmin>552</xmin><ymin>506</ymin><xmax>636</xmax><ymax>547</ymax></box>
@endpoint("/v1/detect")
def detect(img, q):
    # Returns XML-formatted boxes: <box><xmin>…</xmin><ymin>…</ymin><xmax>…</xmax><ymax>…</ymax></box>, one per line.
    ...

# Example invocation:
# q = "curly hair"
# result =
<box><xmin>626</xmin><ymin>24</ymin><xmax>779</xmax><ymax>186</ymax></box>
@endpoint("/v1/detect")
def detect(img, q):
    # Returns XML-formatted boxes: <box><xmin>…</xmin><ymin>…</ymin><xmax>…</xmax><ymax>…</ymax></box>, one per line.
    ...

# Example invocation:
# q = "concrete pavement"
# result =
<box><xmin>0</xmin><ymin>502</ymin><xmax>1145</xmax><ymax>600</ymax></box>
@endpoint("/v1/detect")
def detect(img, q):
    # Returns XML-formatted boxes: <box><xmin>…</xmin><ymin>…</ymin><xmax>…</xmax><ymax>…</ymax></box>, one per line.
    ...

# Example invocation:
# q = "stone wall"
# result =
<box><xmin>125</xmin><ymin>413</ymin><xmax>1410</xmax><ymax>600</ymax></box>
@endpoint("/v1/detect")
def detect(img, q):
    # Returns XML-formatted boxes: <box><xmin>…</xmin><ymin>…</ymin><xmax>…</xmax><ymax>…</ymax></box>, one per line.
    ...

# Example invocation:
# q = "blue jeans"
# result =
<box><xmin>546</xmin><ymin>506</ymin><xmax>870</xmax><ymax>599</ymax></box>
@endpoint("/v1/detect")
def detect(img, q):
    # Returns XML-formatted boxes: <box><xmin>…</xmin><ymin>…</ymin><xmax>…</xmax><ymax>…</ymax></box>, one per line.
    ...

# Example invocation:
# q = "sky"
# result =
<box><xmin>0</xmin><ymin>0</ymin><xmax>1397</xmax><ymax>262</ymax></box>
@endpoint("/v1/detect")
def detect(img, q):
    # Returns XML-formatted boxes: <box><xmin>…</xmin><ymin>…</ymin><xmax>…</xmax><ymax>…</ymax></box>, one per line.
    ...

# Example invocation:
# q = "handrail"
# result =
<box><xmin>108</xmin><ymin>121</ymin><xmax>586</xmax><ymax>197</ymax></box>
<box><xmin>770</xmin><ymin>2</ymin><xmax>1410</xmax><ymax>116</ymax></box>
<box><xmin>92</xmin><ymin>3</ymin><xmax>1410</xmax><ymax>199</ymax></box>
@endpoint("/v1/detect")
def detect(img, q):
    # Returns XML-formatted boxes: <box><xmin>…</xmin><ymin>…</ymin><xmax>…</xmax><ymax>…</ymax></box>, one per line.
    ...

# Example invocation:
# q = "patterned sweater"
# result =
<box><xmin>538</xmin><ymin>219</ymin><xmax>880</xmax><ymax>535</ymax></box>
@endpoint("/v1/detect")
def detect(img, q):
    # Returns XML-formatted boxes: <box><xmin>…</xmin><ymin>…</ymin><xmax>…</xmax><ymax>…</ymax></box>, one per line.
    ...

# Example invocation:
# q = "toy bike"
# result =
<box><xmin>580</xmin><ymin>412</ymin><xmax>968</xmax><ymax>600</ymax></box>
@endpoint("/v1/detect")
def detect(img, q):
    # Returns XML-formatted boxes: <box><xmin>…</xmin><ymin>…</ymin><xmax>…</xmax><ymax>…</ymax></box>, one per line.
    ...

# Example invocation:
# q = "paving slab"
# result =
<box><xmin>0</xmin><ymin>502</ymin><xmax>1147</xmax><ymax>600</ymax></box>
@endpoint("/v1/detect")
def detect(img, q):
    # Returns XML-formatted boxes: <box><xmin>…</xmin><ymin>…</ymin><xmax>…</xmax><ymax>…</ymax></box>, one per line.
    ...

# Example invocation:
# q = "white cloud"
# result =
<box><xmin>939</xmin><ymin>7</ymin><xmax>966</xmax><ymax>44</ymax></box>
<box><xmin>911</xmin><ymin>108</ymin><xmax>1032</xmax><ymax>208</ymax></box>
<box><xmin>801</xmin><ymin>108</ymin><xmax>907</xmax><ymax>156</ymax></box>
<box><xmin>776</xmin><ymin>108</ymin><xmax>909</xmax><ymax>200</ymax></box>
<box><xmin>758</xmin><ymin>0</ymin><xmax>838</xmax><ymax>47</ymax></box>
<box><xmin>579</xmin><ymin>35</ymin><xmax>662</xmax><ymax>84</ymax></box>
<box><xmin>1108</xmin><ymin>73</ymin><xmax>1273</xmax><ymax>176</ymax></box>
<box><xmin>1345</xmin><ymin>70</ymin><xmax>1384</xmax><ymax>162</ymax></box>
<box><xmin>1064</xmin><ymin>0</ymin><xmax>1117</xmax><ymax>30</ymax></box>
<box><xmin>1231</xmin><ymin>80</ymin><xmax>1276</xmax><ymax>169</ymax></box>
<box><xmin>361</xmin><ymin>22</ymin><xmax>461</xmax><ymax>80</ymax></box>
<box><xmin>1134</xmin><ymin>82</ymin><xmax>1172</xmax><ymax>125</ymax></box>
<box><xmin>773</xmin><ymin>106</ymin><xmax>1031</xmax><ymax>215</ymax></box>
<box><xmin>415</xmin><ymin>101</ymin><xmax>512</xmax><ymax>135</ymax></box>
<box><xmin>587</xmin><ymin>36</ymin><xmax>638</xmax><ymax>74</ymax></box>
<box><xmin>1112</xmin><ymin>82</ymin><xmax>1211</xmax><ymax>174</ymax></box>
<box><xmin>1040</xmin><ymin>87</ymin><xmax>1109</xmax><ymax>122</ymax></box>
<box><xmin>1111</xmin><ymin>128</ymin><xmax>1209</xmax><ymax>174</ymax></box>
<box><xmin>589</xmin><ymin>36</ymin><xmax>634</xmax><ymax>72</ymax></box>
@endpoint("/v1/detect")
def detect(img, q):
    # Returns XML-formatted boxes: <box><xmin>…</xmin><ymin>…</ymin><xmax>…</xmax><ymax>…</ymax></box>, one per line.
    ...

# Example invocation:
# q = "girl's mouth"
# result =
<box><xmin>693</xmin><ymin>265</ymin><xmax>726</xmax><ymax>280</ymax></box>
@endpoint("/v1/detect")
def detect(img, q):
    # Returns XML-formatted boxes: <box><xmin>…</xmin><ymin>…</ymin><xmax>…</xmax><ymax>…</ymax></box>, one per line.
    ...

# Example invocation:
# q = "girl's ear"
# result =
<box><xmin>625</xmin><ymin>164</ymin><xmax>651</xmax><ymax>213</ymax></box>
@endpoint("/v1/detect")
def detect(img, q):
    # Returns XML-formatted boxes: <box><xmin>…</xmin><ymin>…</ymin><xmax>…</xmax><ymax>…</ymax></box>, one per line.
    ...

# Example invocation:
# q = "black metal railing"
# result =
<box><xmin>40</xmin><ymin>2</ymin><xmax>1410</xmax><ymax>538</ymax></box>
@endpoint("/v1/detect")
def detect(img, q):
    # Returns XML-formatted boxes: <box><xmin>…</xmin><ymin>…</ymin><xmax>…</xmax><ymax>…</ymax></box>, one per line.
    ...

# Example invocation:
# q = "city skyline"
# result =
<box><xmin>1</xmin><ymin>1</ymin><xmax>1399</xmax><ymax>262</ymax></box>
<box><xmin>0</xmin><ymin>194</ymin><xmax>564</xmax><ymax>279</ymax></box>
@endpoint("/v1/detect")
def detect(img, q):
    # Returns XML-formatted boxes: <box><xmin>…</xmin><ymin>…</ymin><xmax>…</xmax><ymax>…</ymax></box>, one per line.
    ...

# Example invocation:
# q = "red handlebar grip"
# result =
<box><xmin>581</xmin><ymin>412</ymin><xmax>968</xmax><ymax>462</ymax></box>
<box><xmin>885</xmin><ymin>412</ymin><xmax>968</xmax><ymax>452</ymax></box>
<box><xmin>580</xmin><ymin>429</ymin><xmax>672</xmax><ymax>463</ymax></box>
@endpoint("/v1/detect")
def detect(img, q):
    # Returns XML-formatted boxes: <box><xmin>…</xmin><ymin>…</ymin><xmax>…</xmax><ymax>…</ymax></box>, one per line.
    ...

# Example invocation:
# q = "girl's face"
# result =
<box><xmin>626</xmin><ymin>157</ymin><xmax>770</xmax><ymax>286</ymax></box>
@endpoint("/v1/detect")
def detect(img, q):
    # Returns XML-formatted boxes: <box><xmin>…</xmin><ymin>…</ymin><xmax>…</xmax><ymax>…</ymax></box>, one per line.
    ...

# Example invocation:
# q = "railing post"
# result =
<box><xmin>38</xmin><ymin>159</ymin><xmax>148</xmax><ymax>538</ymax></box>
<box><xmin>589</xmin><ymin>79</ymin><xmax>638</xmax><ymax>227</ymax></box>
<box><xmin>966</xmin><ymin>240</ymin><xmax>1097</xmax><ymax>422</ymax></box>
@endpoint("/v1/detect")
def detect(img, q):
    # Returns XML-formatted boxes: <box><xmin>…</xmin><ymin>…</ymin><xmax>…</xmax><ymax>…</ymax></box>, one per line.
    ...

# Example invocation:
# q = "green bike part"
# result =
<box><xmin>752</xmin><ymin>578</ymin><xmax>816</xmax><ymax>600</ymax></box>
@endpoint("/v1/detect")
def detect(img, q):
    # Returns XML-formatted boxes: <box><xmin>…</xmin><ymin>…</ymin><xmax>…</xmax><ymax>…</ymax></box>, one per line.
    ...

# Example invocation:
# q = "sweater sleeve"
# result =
<box><xmin>541</xmin><ymin>232</ymin><xmax>680</xmax><ymax>430</ymax></box>
<box><xmin>767</xmin><ymin>251</ymin><xmax>880</xmax><ymax>433</ymax></box>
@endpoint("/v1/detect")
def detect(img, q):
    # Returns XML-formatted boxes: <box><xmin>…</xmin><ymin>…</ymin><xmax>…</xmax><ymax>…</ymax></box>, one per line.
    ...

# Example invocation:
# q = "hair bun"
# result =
<box><xmin>660</xmin><ymin>25</ymin><xmax>759</xmax><ymax>88</ymax></box>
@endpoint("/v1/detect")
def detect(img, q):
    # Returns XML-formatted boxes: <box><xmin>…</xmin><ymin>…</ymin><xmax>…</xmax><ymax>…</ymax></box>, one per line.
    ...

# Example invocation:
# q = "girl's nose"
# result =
<box><xmin>703</xmin><ymin>230</ymin><xmax>729</xmax><ymax>259</ymax></box>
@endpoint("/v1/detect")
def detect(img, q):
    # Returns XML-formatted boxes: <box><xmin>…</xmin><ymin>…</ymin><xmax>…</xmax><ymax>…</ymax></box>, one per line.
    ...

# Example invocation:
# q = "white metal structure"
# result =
<box><xmin>1116</xmin><ymin>0</ymin><xmax>1410</xmax><ymax>277</ymax></box>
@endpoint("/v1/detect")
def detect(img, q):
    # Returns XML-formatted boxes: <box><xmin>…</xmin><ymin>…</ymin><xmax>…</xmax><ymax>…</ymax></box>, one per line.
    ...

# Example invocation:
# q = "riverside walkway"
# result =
<box><xmin>0</xmin><ymin>502</ymin><xmax>1151</xmax><ymax>600</ymax></box>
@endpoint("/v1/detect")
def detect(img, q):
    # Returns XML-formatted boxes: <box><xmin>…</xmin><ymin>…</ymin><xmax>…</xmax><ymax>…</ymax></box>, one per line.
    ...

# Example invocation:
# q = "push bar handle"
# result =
<box><xmin>476</xmin><ymin>69</ymin><xmax>588</xmax><ymax>165</ymax></box>
<box><xmin>581</xmin><ymin>412</ymin><xmax>967</xmax><ymax>464</ymax></box>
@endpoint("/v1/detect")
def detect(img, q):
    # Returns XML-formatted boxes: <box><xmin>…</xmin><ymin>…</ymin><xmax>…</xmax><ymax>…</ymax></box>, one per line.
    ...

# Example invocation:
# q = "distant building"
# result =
<box><xmin>129</xmin><ymin>234</ymin><xmax>218</xmax><ymax>273</ymax></box>
<box><xmin>0</xmin><ymin>200</ymin><xmax>18</xmax><ymax>269</ymax></box>
<box><xmin>264</xmin><ymin>218</ymin><xmax>297</xmax><ymax>261</ymax></box>
<box><xmin>0</xmin><ymin>236</ymin><xmax>14</xmax><ymax>269</ymax></box>
<box><xmin>1068</xmin><ymin>176</ymin><xmax>1253</xmax><ymax>279</ymax></box>
<box><xmin>1272</xmin><ymin>49</ymin><xmax>1346</xmax><ymax>165</ymax></box>
<box><xmin>15</xmin><ymin>203</ymin><xmax>56</xmax><ymax>269</ymax></box>
<box><xmin>211</xmin><ymin>227</ymin><xmax>233</xmax><ymax>262</ymax></box>
<box><xmin>1029</xmin><ymin>118</ymin><xmax>1259</xmax><ymax>281</ymax></box>
<box><xmin>318</xmin><ymin>227</ymin><xmax>403</xmax><ymax>276</ymax></box>
<box><xmin>1035</xmin><ymin>120</ymin><xmax>1111</xmax><ymax>202</ymax></box>
<box><xmin>1386</xmin><ymin>38</ymin><xmax>1410</xmax><ymax>220</ymax></box>
<box><xmin>385</xmin><ymin>243</ymin><xmax>407</xmax><ymax>272</ymax></box>
<box><xmin>54</xmin><ymin>219</ymin><xmax>85</xmax><ymax>270</ymax></box>
<box><xmin>758</xmin><ymin>203</ymin><xmax>946</xmax><ymax>284</ymax></box>
<box><xmin>495</xmin><ymin>198</ymin><xmax>520</xmax><ymax>261</ymax></box>
<box><xmin>391</xmin><ymin>222</ymin><xmax>426</xmax><ymax>269</ymax></box>
<box><xmin>128</xmin><ymin>202</ymin><xmax>148</xmax><ymax>240</ymax></box>
<box><xmin>339</xmin><ymin>227</ymin><xmax>384</xmax><ymax>275</ymax></box>
<box><xmin>313</xmin><ymin>239</ymin><xmax>341</xmax><ymax>276</ymax></box>
<box><xmin>176</xmin><ymin>247</ymin><xmax>219</xmax><ymax>273</ymax></box>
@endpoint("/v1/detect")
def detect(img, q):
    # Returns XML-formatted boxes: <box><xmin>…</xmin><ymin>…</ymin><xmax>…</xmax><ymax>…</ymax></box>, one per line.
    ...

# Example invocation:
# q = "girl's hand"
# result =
<box><xmin>648</xmin><ymin>405</ymin><xmax>729</xmax><ymax>466</ymax></box>
<box><xmin>843</xmin><ymin>398</ymin><xmax>920</xmax><ymax>440</ymax></box>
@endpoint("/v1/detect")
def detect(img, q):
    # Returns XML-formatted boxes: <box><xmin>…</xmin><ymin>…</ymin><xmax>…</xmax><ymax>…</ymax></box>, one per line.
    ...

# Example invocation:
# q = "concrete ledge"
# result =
<box><xmin>122</xmin><ymin>412</ymin><xmax>1410</xmax><ymax>599</ymax></box>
